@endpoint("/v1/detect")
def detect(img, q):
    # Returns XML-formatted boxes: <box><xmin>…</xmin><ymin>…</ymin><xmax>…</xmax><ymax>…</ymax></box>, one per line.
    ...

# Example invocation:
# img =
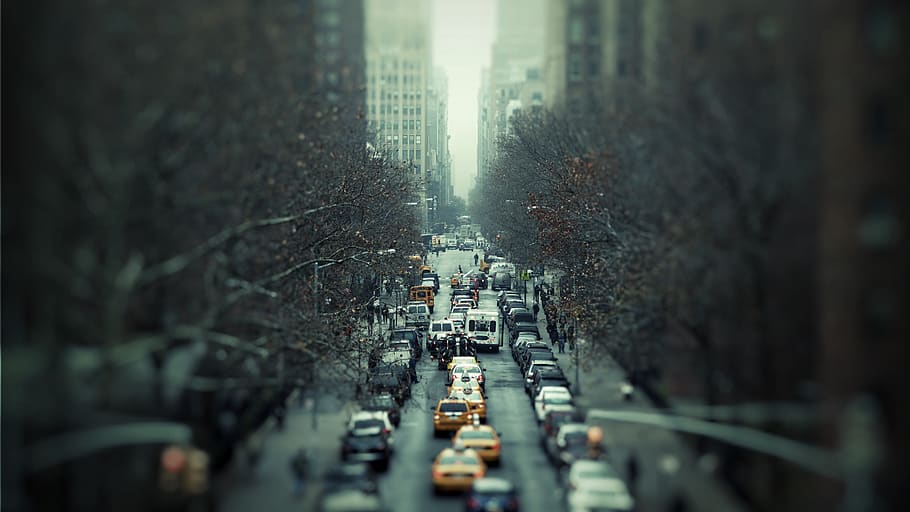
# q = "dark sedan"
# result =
<box><xmin>465</xmin><ymin>477</ymin><xmax>520</xmax><ymax>512</ymax></box>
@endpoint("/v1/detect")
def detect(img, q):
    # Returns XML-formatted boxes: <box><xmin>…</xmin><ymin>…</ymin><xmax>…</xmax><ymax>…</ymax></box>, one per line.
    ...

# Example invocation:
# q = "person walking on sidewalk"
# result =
<box><xmin>532</xmin><ymin>302</ymin><xmax>540</xmax><ymax>321</ymax></box>
<box><xmin>557</xmin><ymin>328</ymin><xmax>567</xmax><ymax>353</ymax></box>
<box><xmin>626</xmin><ymin>453</ymin><xmax>640</xmax><ymax>497</ymax></box>
<box><xmin>289</xmin><ymin>448</ymin><xmax>309</xmax><ymax>498</ymax></box>
<box><xmin>473</xmin><ymin>253</ymin><xmax>479</xmax><ymax>266</ymax></box>
<box><xmin>547</xmin><ymin>323</ymin><xmax>558</xmax><ymax>347</ymax></box>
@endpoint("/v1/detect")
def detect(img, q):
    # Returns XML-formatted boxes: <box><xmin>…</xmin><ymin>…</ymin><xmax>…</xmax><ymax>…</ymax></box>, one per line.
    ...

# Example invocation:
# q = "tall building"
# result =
<box><xmin>426</xmin><ymin>68</ymin><xmax>452</xmax><ymax>221</ymax></box>
<box><xmin>477</xmin><ymin>0</ymin><xmax>546</xmax><ymax>181</ymax></box>
<box><xmin>365</xmin><ymin>0</ymin><xmax>432</xmax><ymax>228</ymax></box>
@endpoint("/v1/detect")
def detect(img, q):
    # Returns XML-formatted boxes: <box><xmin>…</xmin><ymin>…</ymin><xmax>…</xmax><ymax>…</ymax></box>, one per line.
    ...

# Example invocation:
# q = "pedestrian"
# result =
<box><xmin>245</xmin><ymin>430</ymin><xmax>264</xmax><ymax>471</ymax></box>
<box><xmin>557</xmin><ymin>328</ymin><xmax>567</xmax><ymax>354</ymax></box>
<box><xmin>547</xmin><ymin>323</ymin><xmax>558</xmax><ymax>347</ymax></box>
<box><xmin>408</xmin><ymin>354</ymin><xmax>419</xmax><ymax>383</ymax></box>
<box><xmin>381</xmin><ymin>305</ymin><xmax>389</xmax><ymax>323</ymax></box>
<box><xmin>473</xmin><ymin>253</ymin><xmax>479</xmax><ymax>266</ymax></box>
<box><xmin>435</xmin><ymin>247</ymin><xmax>440</xmax><ymax>257</ymax></box>
<box><xmin>365</xmin><ymin>309</ymin><xmax>374</xmax><ymax>335</ymax></box>
<box><xmin>532</xmin><ymin>302</ymin><xmax>540</xmax><ymax>320</ymax></box>
<box><xmin>626</xmin><ymin>453</ymin><xmax>640</xmax><ymax>494</ymax></box>
<box><xmin>568</xmin><ymin>324</ymin><xmax>576</xmax><ymax>351</ymax></box>
<box><xmin>289</xmin><ymin>448</ymin><xmax>308</xmax><ymax>498</ymax></box>
<box><xmin>458</xmin><ymin>264</ymin><xmax>463</xmax><ymax>273</ymax></box>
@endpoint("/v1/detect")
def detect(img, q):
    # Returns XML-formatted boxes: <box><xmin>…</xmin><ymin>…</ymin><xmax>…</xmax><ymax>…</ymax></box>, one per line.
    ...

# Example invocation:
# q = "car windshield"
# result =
<box><xmin>439</xmin><ymin>402</ymin><xmax>468</xmax><ymax>413</ymax></box>
<box><xmin>352</xmin><ymin>419</ymin><xmax>384</xmax><ymax>431</ymax></box>
<box><xmin>459</xmin><ymin>431</ymin><xmax>494</xmax><ymax>440</ymax></box>
<box><xmin>440</xmin><ymin>455</ymin><xmax>480</xmax><ymax>465</ymax></box>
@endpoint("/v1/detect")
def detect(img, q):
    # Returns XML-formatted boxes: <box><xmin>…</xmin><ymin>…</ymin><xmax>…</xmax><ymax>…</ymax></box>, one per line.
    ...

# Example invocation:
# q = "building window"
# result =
<box><xmin>589</xmin><ymin>60</ymin><xmax>600</xmax><ymax>77</ymax></box>
<box><xmin>416</xmin><ymin>107</ymin><xmax>421</xmax><ymax>115</ymax></box>
<box><xmin>416</xmin><ymin>149</ymin><xmax>421</xmax><ymax>159</ymax></box>
<box><xmin>569</xmin><ymin>18</ymin><xmax>585</xmax><ymax>44</ymax></box>
<box><xmin>568</xmin><ymin>54</ymin><xmax>583</xmax><ymax>82</ymax></box>
<box><xmin>416</xmin><ymin>135</ymin><xmax>421</xmax><ymax>144</ymax></box>
<box><xmin>416</xmin><ymin>120</ymin><xmax>421</xmax><ymax>130</ymax></box>
<box><xmin>617</xmin><ymin>60</ymin><xmax>627</xmax><ymax>76</ymax></box>
<box><xmin>393</xmin><ymin>135</ymin><xmax>398</xmax><ymax>143</ymax></box>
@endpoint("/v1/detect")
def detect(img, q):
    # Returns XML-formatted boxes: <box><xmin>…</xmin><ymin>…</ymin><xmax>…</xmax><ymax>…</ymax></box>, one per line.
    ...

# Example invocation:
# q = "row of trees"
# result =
<box><xmin>3</xmin><ymin>0</ymin><xmax>422</xmax><ymax>506</ymax></box>
<box><xmin>473</xmin><ymin>14</ymin><xmax>817</xmax><ymax>427</ymax></box>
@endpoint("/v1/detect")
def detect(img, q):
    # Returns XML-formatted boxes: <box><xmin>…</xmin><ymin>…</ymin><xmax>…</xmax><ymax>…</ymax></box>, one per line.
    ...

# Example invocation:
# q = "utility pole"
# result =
<box><xmin>574</xmin><ymin>317</ymin><xmax>581</xmax><ymax>396</ymax></box>
<box><xmin>312</xmin><ymin>254</ymin><xmax>319</xmax><ymax>431</ymax></box>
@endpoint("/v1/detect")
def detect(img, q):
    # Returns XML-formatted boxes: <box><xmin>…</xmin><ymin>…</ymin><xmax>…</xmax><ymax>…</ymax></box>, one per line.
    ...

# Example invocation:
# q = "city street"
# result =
<box><xmin>214</xmin><ymin>249</ymin><xmax>745</xmax><ymax>511</ymax></box>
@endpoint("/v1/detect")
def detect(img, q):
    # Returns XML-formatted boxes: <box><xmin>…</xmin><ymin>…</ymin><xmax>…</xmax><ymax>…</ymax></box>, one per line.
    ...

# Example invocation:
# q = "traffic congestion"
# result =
<box><xmin>317</xmin><ymin>248</ymin><xmax>635</xmax><ymax>512</ymax></box>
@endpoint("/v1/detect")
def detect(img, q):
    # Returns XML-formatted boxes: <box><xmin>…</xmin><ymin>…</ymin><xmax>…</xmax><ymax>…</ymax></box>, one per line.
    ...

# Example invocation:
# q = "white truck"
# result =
<box><xmin>465</xmin><ymin>309</ymin><xmax>500</xmax><ymax>353</ymax></box>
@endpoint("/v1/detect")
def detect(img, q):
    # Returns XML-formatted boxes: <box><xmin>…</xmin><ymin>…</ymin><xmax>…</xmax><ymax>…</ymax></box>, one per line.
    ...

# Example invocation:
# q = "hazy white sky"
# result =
<box><xmin>432</xmin><ymin>0</ymin><xmax>496</xmax><ymax>200</ymax></box>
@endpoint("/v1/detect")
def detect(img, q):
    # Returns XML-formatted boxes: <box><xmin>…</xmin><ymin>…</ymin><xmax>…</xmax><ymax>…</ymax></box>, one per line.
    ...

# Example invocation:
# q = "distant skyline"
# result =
<box><xmin>432</xmin><ymin>0</ymin><xmax>496</xmax><ymax>199</ymax></box>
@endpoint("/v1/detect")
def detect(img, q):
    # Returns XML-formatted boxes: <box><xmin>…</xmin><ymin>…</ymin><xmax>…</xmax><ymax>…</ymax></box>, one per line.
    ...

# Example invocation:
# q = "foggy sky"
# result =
<box><xmin>432</xmin><ymin>0</ymin><xmax>496</xmax><ymax>200</ymax></box>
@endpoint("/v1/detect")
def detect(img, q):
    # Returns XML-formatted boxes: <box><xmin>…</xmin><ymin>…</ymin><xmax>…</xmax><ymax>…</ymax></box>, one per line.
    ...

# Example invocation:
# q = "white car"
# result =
<box><xmin>565</xmin><ymin>460</ymin><xmax>633</xmax><ymax>511</ymax></box>
<box><xmin>449</xmin><ymin>363</ymin><xmax>486</xmax><ymax>390</ymax></box>
<box><xmin>450</xmin><ymin>305</ymin><xmax>470</xmax><ymax>317</ymax></box>
<box><xmin>534</xmin><ymin>387</ymin><xmax>575</xmax><ymax>422</ymax></box>
<box><xmin>347</xmin><ymin>411</ymin><xmax>395</xmax><ymax>448</ymax></box>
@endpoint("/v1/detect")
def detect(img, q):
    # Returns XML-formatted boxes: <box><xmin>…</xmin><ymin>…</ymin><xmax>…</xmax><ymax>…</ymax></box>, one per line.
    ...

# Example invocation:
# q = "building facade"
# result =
<box><xmin>365</xmin><ymin>0</ymin><xmax>432</xmax><ymax>228</ymax></box>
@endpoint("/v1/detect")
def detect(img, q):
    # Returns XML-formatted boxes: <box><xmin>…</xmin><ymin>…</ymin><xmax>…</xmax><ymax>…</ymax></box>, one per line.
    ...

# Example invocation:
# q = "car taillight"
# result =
<box><xmin>383</xmin><ymin>428</ymin><xmax>390</xmax><ymax>434</ymax></box>
<box><xmin>491</xmin><ymin>443</ymin><xmax>499</xmax><ymax>451</ymax></box>
<box><xmin>467</xmin><ymin>497</ymin><xmax>479</xmax><ymax>508</ymax></box>
<box><xmin>474</xmin><ymin>470</ymin><xmax>484</xmax><ymax>478</ymax></box>
<box><xmin>477</xmin><ymin>375</ymin><xmax>484</xmax><ymax>382</ymax></box>
<box><xmin>432</xmin><ymin>469</ymin><xmax>443</xmax><ymax>478</ymax></box>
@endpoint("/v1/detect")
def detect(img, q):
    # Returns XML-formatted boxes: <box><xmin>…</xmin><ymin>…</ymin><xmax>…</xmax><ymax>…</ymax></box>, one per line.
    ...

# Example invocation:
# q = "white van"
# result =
<box><xmin>405</xmin><ymin>302</ymin><xmax>430</xmax><ymax>330</ymax></box>
<box><xmin>465</xmin><ymin>310</ymin><xmax>500</xmax><ymax>353</ymax></box>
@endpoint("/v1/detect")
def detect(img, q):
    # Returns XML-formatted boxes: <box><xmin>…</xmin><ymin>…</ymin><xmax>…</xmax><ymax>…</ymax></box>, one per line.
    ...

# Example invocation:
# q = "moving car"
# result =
<box><xmin>453</xmin><ymin>425</ymin><xmax>501</xmax><ymax>466</ymax></box>
<box><xmin>431</xmin><ymin>442</ymin><xmax>486</xmax><ymax>494</ymax></box>
<box><xmin>433</xmin><ymin>399</ymin><xmax>476</xmax><ymax>437</ymax></box>
<box><xmin>466</xmin><ymin>477</ymin><xmax>520</xmax><ymax>512</ymax></box>
<box><xmin>447</xmin><ymin>386</ymin><xmax>487</xmax><ymax>423</ymax></box>
<box><xmin>465</xmin><ymin>310</ymin><xmax>499</xmax><ymax>353</ymax></box>
<box><xmin>448</xmin><ymin>355</ymin><xmax>478</xmax><ymax>372</ymax></box>
<box><xmin>449</xmin><ymin>363</ymin><xmax>486</xmax><ymax>393</ymax></box>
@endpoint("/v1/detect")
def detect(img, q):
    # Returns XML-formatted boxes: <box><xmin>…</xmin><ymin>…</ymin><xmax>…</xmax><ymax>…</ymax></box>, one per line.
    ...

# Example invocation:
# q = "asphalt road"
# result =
<box><xmin>378</xmin><ymin>249</ymin><xmax>564</xmax><ymax>512</ymax></box>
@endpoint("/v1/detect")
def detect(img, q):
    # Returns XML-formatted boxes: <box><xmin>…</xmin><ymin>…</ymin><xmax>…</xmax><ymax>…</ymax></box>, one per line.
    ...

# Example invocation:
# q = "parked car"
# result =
<box><xmin>360</xmin><ymin>393</ymin><xmax>401</xmax><ymax>427</ymax></box>
<box><xmin>544</xmin><ymin>422</ymin><xmax>591</xmax><ymax>469</ymax></box>
<box><xmin>389</xmin><ymin>328</ymin><xmax>422</xmax><ymax>358</ymax></box>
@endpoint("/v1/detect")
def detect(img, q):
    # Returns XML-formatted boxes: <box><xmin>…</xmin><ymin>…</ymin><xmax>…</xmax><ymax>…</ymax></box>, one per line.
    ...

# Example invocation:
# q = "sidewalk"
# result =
<box><xmin>532</xmin><ymin>302</ymin><xmax>747</xmax><ymax>512</ymax></box>
<box><xmin>212</xmin><ymin>392</ymin><xmax>355</xmax><ymax>512</ymax></box>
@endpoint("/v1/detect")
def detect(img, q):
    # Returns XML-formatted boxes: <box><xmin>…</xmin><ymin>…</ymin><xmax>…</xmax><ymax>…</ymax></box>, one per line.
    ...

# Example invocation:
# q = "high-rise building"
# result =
<box><xmin>365</xmin><ymin>0</ymin><xmax>432</xmax><ymax>227</ymax></box>
<box><xmin>426</xmin><ymin>68</ymin><xmax>451</xmax><ymax>219</ymax></box>
<box><xmin>477</xmin><ymin>0</ymin><xmax>546</xmax><ymax>181</ymax></box>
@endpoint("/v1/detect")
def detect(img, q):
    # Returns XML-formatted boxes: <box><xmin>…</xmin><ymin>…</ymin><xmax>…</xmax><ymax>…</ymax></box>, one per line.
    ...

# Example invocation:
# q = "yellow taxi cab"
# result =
<box><xmin>452</xmin><ymin>424</ymin><xmax>501</xmax><ymax>466</ymax></box>
<box><xmin>448</xmin><ymin>377</ymin><xmax>482</xmax><ymax>395</ymax></box>
<box><xmin>447</xmin><ymin>355</ymin><xmax>478</xmax><ymax>372</ymax></box>
<box><xmin>450</xmin><ymin>274</ymin><xmax>461</xmax><ymax>288</ymax></box>
<box><xmin>433</xmin><ymin>399</ymin><xmax>475</xmax><ymax>437</ymax></box>
<box><xmin>447</xmin><ymin>386</ymin><xmax>486</xmax><ymax>423</ymax></box>
<box><xmin>431</xmin><ymin>442</ymin><xmax>486</xmax><ymax>494</ymax></box>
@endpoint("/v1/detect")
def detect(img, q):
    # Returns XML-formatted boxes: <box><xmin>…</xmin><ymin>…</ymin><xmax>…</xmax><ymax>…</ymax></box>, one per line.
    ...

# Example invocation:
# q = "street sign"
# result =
<box><xmin>520</xmin><ymin>270</ymin><xmax>531</xmax><ymax>281</ymax></box>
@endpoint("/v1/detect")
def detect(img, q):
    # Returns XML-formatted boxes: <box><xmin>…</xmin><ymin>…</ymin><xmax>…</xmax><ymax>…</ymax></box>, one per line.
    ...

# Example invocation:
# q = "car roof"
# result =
<box><xmin>557</xmin><ymin>422</ymin><xmax>590</xmax><ymax>435</ymax></box>
<box><xmin>539</xmin><ymin>386</ymin><xmax>572</xmax><ymax>394</ymax></box>
<box><xmin>472</xmin><ymin>477</ymin><xmax>515</xmax><ymax>493</ymax></box>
